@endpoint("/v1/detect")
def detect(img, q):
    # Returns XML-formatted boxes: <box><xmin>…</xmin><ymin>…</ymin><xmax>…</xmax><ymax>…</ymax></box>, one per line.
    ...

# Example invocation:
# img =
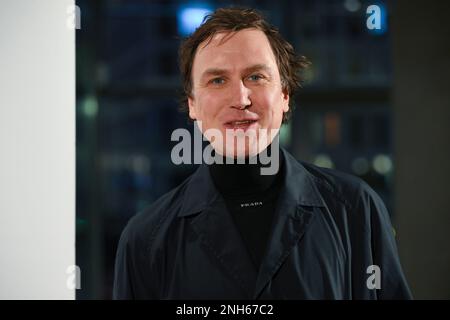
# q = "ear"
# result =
<box><xmin>281</xmin><ymin>87</ymin><xmax>290</xmax><ymax>113</ymax></box>
<box><xmin>188</xmin><ymin>96</ymin><xmax>197</xmax><ymax>120</ymax></box>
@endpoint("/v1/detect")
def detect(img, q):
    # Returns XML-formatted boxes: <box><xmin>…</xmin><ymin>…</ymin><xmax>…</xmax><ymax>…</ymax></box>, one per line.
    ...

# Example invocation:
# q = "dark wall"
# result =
<box><xmin>393</xmin><ymin>0</ymin><xmax>450</xmax><ymax>299</ymax></box>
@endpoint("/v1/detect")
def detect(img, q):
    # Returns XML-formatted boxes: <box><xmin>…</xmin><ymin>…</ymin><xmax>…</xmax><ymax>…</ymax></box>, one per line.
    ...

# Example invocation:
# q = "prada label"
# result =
<box><xmin>240</xmin><ymin>201</ymin><xmax>263</xmax><ymax>208</ymax></box>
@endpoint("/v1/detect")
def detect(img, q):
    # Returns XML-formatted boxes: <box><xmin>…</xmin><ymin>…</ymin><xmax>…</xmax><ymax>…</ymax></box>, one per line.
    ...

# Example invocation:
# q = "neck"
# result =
<box><xmin>208</xmin><ymin>143</ymin><xmax>284</xmax><ymax>197</ymax></box>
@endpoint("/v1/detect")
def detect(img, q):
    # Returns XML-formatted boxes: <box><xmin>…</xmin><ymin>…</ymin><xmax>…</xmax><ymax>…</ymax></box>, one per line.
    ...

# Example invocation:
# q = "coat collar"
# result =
<box><xmin>178</xmin><ymin>147</ymin><xmax>325</xmax><ymax>217</ymax></box>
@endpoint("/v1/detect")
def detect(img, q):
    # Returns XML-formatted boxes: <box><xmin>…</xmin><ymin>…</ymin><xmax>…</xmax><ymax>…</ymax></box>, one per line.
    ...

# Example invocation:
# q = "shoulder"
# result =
<box><xmin>299</xmin><ymin>161</ymin><xmax>383</xmax><ymax>212</ymax></box>
<box><xmin>296</xmin><ymin>160</ymin><xmax>394</xmax><ymax>242</ymax></box>
<box><xmin>118</xmin><ymin>173</ymin><xmax>193</xmax><ymax>253</ymax></box>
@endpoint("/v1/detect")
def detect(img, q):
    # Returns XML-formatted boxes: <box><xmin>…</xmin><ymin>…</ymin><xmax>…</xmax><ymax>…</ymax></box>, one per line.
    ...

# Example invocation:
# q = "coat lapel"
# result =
<box><xmin>179</xmin><ymin>164</ymin><xmax>258</xmax><ymax>298</ymax></box>
<box><xmin>190</xmin><ymin>196</ymin><xmax>258</xmax><ymax>298</ymax></box>
<box><xmin>253</xmin><ymin>203</ymin><xmax>316</xmax><ymax>299</ymax></box>
<box><xmin>253</xmin><ymin>149</ymin><xmax>326</xmax><ymax>299</ymax></box>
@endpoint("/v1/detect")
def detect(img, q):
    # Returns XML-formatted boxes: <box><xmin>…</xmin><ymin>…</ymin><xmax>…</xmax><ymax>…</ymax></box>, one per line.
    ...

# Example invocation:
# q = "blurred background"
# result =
<box><xmin>75</xmin><ymin>0</ymin><xmax>450</xmax><ymax>299</ymax></box>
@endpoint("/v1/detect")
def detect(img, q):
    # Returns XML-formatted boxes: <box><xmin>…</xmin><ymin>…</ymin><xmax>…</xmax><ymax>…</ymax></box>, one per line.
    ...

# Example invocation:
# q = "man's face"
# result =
<box><xmin>188</xmin><ymin>28</ymin><xmax>289</xmax><ymax>158</ymax></box>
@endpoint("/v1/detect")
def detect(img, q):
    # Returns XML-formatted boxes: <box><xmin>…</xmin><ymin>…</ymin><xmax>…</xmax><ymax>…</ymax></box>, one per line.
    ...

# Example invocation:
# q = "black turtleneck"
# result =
<box><xmin>208</xmin><ymin>145</ymin><xmax>285</xmax><ymax>270</ymax></box>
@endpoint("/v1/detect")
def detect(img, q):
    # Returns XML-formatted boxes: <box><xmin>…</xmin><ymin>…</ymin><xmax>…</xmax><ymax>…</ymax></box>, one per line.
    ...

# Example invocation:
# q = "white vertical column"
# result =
<box><xmin>0</xmin><ymin>0</ymin><xmax>75</xmax><ymax>299</ymax></box>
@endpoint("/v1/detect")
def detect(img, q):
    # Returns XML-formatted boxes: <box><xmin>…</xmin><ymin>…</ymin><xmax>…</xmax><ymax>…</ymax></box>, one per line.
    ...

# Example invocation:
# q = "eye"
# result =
<box><xmin>248</xmin><ymin>74</ymin><xmax>264</xmax><ymax>81</ymax></box>
<box><xmin>210</xmin><ymin>77</ymin><xmax>225</xmax><ymax>85</ymax></box>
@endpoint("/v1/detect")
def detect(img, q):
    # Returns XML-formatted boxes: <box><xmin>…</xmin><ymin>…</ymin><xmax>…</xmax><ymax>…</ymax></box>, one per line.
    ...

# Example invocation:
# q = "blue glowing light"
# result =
<box><xmin>178</xmin><ymin>7</ymin><xmax>213</xmax><ymax>36</ymax></box>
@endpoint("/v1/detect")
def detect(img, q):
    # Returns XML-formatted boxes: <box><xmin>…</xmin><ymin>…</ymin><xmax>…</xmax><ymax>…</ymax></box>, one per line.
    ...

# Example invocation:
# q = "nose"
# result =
<box><xmin>229</xmin><ymin>80</ymin><xmax>251</xmax><ymax>110</ymax></box>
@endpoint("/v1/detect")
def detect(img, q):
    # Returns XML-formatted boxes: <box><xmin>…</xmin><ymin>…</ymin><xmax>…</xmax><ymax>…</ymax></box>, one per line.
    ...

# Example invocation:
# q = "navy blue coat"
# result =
<box><xmin>113</xmin><ymin>149</ymin><xmax>412</xmax><ymax>299</ymax></box>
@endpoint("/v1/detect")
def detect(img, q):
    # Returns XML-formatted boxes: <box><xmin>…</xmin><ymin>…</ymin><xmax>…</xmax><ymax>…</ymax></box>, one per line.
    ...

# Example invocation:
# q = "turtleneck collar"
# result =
<box><xmin>208</xmin><ymin>143</ymin><xmax>285</xmax><ymax>197</ymax></box>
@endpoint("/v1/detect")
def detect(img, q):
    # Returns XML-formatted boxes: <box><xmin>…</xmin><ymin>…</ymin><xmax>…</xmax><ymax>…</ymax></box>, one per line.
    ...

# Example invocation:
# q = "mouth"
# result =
<box><xmin>223</xmin><ymin>120</ymin><xmax>258</xmax><ymax>131</ymax></box>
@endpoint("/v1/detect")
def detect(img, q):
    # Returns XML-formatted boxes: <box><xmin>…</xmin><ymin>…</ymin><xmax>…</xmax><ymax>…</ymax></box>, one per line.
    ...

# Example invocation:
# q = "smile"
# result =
<box><xmin>224</xmin><ymin>120</ymin><xmax>258</xmax><ymax>131</ymax></box>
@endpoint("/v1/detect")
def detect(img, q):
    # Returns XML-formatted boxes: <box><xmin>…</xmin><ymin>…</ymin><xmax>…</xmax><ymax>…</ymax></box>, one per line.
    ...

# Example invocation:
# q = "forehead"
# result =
<box><xmin>192</xmin><ymin>28</ymin><xmax>278</xmax><ymax>76</ymax></box>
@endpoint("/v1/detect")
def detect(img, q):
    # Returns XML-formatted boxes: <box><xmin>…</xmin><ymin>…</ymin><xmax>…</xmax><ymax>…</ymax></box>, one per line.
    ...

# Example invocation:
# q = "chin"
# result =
<box><xmin>207</xmin><ymin>127</ymin><xmax>278</xmax><ymax>160</ymax></box>
<box><xmin>223</xmin><ymin>138</ymin><xmax>261</xmax><ymax>159</ymax></box>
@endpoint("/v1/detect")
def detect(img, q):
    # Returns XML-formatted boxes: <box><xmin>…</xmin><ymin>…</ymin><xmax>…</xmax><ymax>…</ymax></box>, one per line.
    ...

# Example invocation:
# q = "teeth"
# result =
<box><xmin>232</xmin><ymin>120</ymin><xmax>253</xmax><ymax>125</ymax></box>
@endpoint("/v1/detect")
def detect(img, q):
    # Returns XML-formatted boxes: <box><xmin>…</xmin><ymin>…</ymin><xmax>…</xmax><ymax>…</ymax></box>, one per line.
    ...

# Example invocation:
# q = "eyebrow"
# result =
<box><xmin>200</xmin><ymin>64</ymin><xmax>273</xmax><ymax>81</ymax></box>
<box><xmin>243</xmin><ymin>64</ymin><xmax>273</xmax><ymax>76</ymax></box>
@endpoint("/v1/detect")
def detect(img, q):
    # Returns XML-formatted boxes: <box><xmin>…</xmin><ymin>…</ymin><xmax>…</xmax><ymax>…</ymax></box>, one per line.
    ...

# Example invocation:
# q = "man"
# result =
<box><xmin>113</xmin><ymin>7</ymin><xmax>412</xmax><ymax>299</ymax></box>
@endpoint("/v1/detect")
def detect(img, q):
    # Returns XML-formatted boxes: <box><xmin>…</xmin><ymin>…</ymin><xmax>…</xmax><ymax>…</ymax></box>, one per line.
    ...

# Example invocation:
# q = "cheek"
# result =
<box><xmin>196</xmin><ymin>92</ymin><xmax>222</xmax><ymax>121</ymax></box>
<box><xmin>257</xmin><ymin>90</ymin><xmax>286</xmax><ymax>122</ymax></box>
